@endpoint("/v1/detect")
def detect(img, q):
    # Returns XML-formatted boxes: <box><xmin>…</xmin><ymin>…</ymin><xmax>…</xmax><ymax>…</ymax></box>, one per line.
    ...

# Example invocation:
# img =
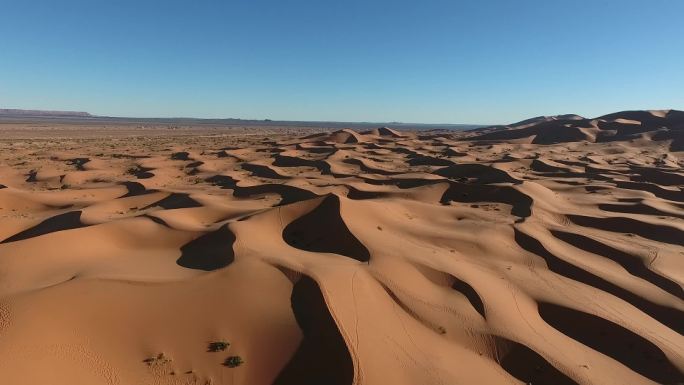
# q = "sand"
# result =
<box><xmin>0</xmin><ymin>110</ymin><xmax>682</xmax><ymax>385</ymax></box>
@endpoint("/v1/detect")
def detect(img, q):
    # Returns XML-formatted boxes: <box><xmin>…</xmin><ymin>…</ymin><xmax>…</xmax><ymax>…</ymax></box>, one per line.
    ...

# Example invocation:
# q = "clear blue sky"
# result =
<box><xmin>1</xmin><ymin>0</ymin><xmax>682</xmax><ymax>124</ymax></box>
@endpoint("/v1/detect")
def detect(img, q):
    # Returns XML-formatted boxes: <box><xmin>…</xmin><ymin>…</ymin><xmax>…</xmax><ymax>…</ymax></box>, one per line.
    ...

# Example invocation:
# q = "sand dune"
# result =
<box><xmin>0</xmin><ymin>111</ymin><xmax>683</xmax><ymax>385</ymax></box>
<box><xmin>468</xmin><ymin>109</ymin><xmax>684</xmax><ymax>148</ymax></box>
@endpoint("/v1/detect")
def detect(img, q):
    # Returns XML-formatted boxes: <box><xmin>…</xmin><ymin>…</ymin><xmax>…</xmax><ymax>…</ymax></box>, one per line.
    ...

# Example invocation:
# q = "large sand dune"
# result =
<box><xmin>0</xmin><ymin>111</ymin><xmax>682</xmax><ymax>384</ymax></box>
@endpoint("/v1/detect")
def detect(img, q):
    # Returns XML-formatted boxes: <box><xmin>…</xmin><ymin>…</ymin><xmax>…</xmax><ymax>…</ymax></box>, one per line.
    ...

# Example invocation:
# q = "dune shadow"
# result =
<box><xmin>234</xmin><ymin>184</ymin><xmax>318</xmax><ymax>206</ymax></box>
<box><xmin>342</xmin><ymin>158</ymin><xmax>402</xmax><ymax>175</ymax></box>
<box><xmin>629</xmin><ymin>166</ymin><xmax>684</xmax><ymax>186</ymax></box>
<box><xmin>206</xmin><ymin>174</ymin><xmax>238</xmax><ymax>189</ymax></box>
<box><xmin>567</xmin><ymin>214</ymin><xmax>684</xmax><ymax>247</ymax></box>
<box><xmin>120</xmin><ymin>181</ymin><xmax>155</xmax><ymax>197</ymax></box>
<box><xmin>361</xmin><ymin>177</ymin><xmax>440</xmax><ymax>189</ymax></box>
<box><xmin>345</xmin><ymin>185</ymin><xmax>386</xmax><ymax>200</ymax></box>
<box><xmin>598</xmin><ymin>202</ymin><xmax>684</xmax><ymax>220</ymax></box>
<box><xmin>142</xmin><ymin>193</ymin><xmax>202</xmax><ymax>210</ymax></box>
<box><xmin>441</xmin><ymin>182</ymin><xmax>532</xmax><ymax>218</ymax></box>
<box><xmin>614</xmin><ymin>181</ymin><xmax>684</xmax><ymax>202</ymax></box>
<box><xmin>434</xmin><ymin>164</ymin><xmax>521</xmax><ymax>184</ymax></box>
<box><xmin>241</xmin><ymin>163</ymin><xmax>289</xmax><ymax>179</ymax></box>
<box><xmin>273</xmin><ymin>275</ymin><xmax>354</xmax><ymax>385</ymax></box>
<box><xmin>283</xmin><ymin>195</ymin><xmax>370</xmax><ymax>262</ymax></box>
<box><xmin>496</xmin><ymin>337</ymin><xmax>578</xmax><ymax>385</ymax></box>
<box><xmin>551</xmin><ymin>230</ymin><xmax>683</xmax><ymax>299</ymax></box>
<box><xmin>1</xmin><ymin>211</ymin><xmax>86</xmax><ymax>243</ymax></box>
<box><xmin>514</xmin><ymin>229</ymin><xmax>683</xmax><ymax>333</ymax></box>
<box><xmin>411</xmin><ymin>263</ymin><xmax>486</xmax><ymax>318</ymax></box>
<box><xmin>407</xmin><ymin>155</ymin><xmax>454</xmax><ymax>167</ymax></box>
<box><xmin>273</xmin><ymin>155</ymin><xmax>332</xmax><ymax>175</ymax></box>
<box><xmin>206</xmin><ymin>174</ymin><xmax>319</xmax><ymax>206</ymax></box>
<box><xmin>538</xmin><ymin>302</ymin><xmax>684</xmax><ymax>384</ymax></box>
<box><xmin>176</xmin><ymin>225</ymin><xmax>235</xmax><ymax>271</ymax></box>
<box><xmin>170</xmin><ymin>151</ymin><xmax>190</xmax><ymax>160</ymax></box>
<box><xmin>451</xmin><ymin>276</ymin><xmax>486</xmax><ymax>318</ymax></box>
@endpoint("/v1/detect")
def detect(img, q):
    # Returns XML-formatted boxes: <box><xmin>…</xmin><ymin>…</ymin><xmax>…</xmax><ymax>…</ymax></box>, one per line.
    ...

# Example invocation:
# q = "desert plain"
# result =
<box><xmin>0</xmin><ymin>110</ymin><xmax>683</xmax><ymax>385</ymax></box>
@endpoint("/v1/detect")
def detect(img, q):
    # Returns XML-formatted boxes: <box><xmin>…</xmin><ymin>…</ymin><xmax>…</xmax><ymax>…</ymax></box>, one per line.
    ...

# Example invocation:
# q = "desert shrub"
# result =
<box><xmin>223</xmin><ymin>356</ymin><xmax>244</xmax><ymax>368</ymax></box>
<box><xmin>207</xmin><ymin>341</ymin><xmax>230</xmax><ymax>352</ymax></box>
<box><xmin>143</xmin><ymin>352</ymin><xmax>171</xmax><ymax>366</ymax></box>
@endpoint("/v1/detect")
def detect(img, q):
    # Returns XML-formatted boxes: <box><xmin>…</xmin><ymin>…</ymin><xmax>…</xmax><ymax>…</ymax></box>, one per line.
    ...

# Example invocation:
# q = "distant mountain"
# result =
<box><xmin>0</xmin><ymin>109</ymin><xmax>485</xmax><ymax>131</ymax></box>
<box><xmin>0</xmin><ymin>109</ymin><xmax>92</xmax><ymax>117</ymax></box>
<box><xmin>465</xmin><ymin>109</ymin><xmax>684</xmax><ymax>151</ymax></box>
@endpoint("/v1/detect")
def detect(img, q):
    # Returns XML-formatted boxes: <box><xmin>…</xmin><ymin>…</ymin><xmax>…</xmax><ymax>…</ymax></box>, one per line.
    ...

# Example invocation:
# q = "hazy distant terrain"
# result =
<box><xmin>0</xmin><ymin>108</ymin><xmax>485</xmax><ymax>131</ymax></box>
<box><xmin>0</xmin><ymin>108</ymin><xmax>93</xmax><ymax>117</ymax></box>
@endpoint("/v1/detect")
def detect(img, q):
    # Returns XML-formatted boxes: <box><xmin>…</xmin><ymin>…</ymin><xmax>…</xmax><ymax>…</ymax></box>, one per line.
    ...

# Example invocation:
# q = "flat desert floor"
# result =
<box><xmin>0</xmin><ymin>110</ymin><xmax>683</xmax><ymax>385</ymax></box>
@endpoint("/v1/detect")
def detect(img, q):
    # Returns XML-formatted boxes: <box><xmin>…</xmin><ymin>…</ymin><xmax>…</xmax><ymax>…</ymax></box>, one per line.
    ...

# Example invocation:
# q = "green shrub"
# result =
<box><xmin>207</xmin><ymin>341</ymin><xmax>230</xmax><ymax>352</ymax></box>
<box><xmin>223</xmin><ymin>356</ymin><xmax>244</xmax><ymax>368</ymax></box>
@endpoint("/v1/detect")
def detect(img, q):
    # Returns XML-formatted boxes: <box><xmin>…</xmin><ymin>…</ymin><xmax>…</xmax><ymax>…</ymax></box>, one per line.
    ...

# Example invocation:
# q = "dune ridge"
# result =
<box><xmin>0</xmin><ymin>110</ymin><xmax>683</xmax><ymax>385</ymax></box>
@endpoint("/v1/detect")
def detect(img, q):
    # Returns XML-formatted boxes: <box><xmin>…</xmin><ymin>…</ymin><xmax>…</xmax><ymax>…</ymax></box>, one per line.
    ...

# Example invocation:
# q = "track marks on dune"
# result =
<box><xmin>283</xmin><ymin>195</ymin><xmax>370</xmax><ymax>262</ymax></box>
<box><xmin>539</xmin><ymin>302</ymin><xmax>684</xmax><ymax>384</ymax></box>
<box><xmin>177</xmin><ymin>225</ymin><xmax>235</xmax><ymax>270</ymax></box>
<box><xmin>273</xmin><ymin>275</ymin><xmax>354</xmax><ymax>385</ymax></box>
<box><xmin>1</xmin><ymin>211</ymin><xmax>86</xmax><ymax>243</ymax></box>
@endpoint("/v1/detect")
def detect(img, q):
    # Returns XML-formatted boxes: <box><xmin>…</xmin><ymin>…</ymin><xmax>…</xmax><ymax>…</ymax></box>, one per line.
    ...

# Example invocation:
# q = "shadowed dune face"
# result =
<box><xmin>514</xmin><ymin>228</ymin><xmax>684</xmax><ymax>334</ymax></box>
<box><xmin>497</xmin><ymin>337</ymin><xmax>579</xmax><ymax>385</ymax></box>
<box><xmin>177</xmin><ymin>225</ymin><xmax>236</xmax><ymax>270</ymax></box>
<box><xmin>551</xmin><ymin>230</ymin><xmax>683</xmax><ymax>299</ymax></box>
<box><xmin>538</xmin><ymin>303</ymin><xmax>684</xmax><ymax>384</ymax></box>
<box><xmin>450</xmin><ymin>275</ymin><xmax>486</xmax><ymax>318</ymax></box>
<box><xmin>273</xmin><ymin>275</ymin><xmax>354</xmax><ymax>385</ymax></box>
<box><xmin>1</xmin><ymin>210</ymin><xmax>86</xmax><ymax>243</ymax></box>
<box><xmin>283</xmin><ymin>195</ymin><xmax>370</xmax><ymax>262</ymax></box>
<box><xmin>0</xmin><ymin>113</ymin><xmax>683</xmax><ymax>385</ymax></box>
<box><xmin>142</xmin><ymin>193</ymin><xmax>203</xmax><ymax>210</ymax></box>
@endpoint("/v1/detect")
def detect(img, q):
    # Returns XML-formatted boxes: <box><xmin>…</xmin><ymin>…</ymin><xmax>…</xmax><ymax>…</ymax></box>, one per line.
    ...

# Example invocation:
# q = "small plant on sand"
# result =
<box><xmin>143</xmin><ymin>352</ymin><xmax>171</xmax><ymax>366</ymax></box>
<box><xmin>223</xmin><ymin>355</ymin><xmax>244</xmax><ymax>368</ymax></box>
<box><xmin>207</xmin><ymin>340</ymin><xmax>230</xmax><ymax>352</ymax></box>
